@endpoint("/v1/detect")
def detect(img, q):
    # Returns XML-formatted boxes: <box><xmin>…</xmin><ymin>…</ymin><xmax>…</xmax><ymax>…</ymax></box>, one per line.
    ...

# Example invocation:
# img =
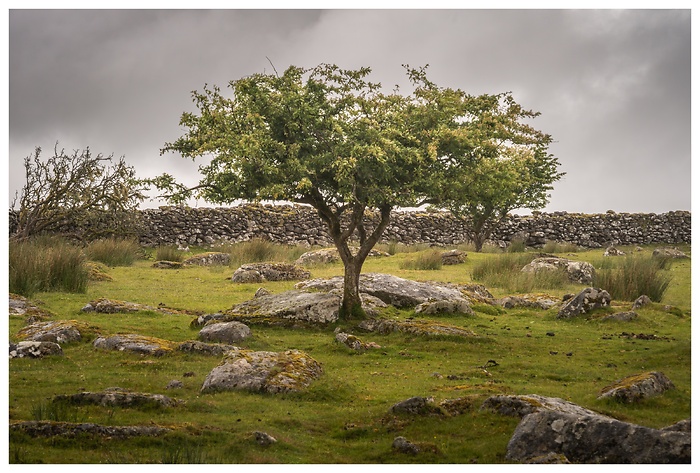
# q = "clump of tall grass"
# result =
<box><xmin>376</xmin><ymin>241</ymin><xmax>430</xmax><ymax>255</ymax></box>
<box><xmin>86</xmin><ymin>238</ymin><xmax>140</xmax><ymax>266</ymax></box>
<box><xmin>9</xmin><ymin>236</ymin><xmax>88</xmax><ymax>297</ymax></box>
<box><xmin>542</xmin><ymin>240</ymin><xmax>580</xmax><ymax>253</ymax></box>
<box><xmin>156</xmin><ymin>245</ymin><xmax>185</xmax><ymax>262</ymax></box>
<box><xmin>399</xmin><ymin>249</ymin><xmax>443</xmax><ymax>270</ymax></box>
<box><xmin>219</xmin><ymin>238</ymin><xmax>308</xmax><ymax>266</ymax></box>
<box><xmin>593</xmin><ymin>254</ymin><xmax>672</xmax><ymax>302</ymax></box>
<box><xmin>471</xmin><ymin>252</ymin><xmax>568</xmax><ymax>293</ymax></box>
<box><xmin>506</xmin><ymin>237</ymin><xmax>527</xmax><ymax>253</ymax></box>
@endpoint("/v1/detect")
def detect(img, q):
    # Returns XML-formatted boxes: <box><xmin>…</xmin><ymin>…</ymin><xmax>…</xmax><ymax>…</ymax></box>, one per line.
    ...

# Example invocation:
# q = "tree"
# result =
<box><xmin>429</xmin><ymin>93</ymin><xmax>563</xmax><ymax>251</ymax></box>
<box><xmin>11</xmin><ymin>144</ymin><xmax>147</xmax><ymax>241</ymax></box>
<box><xmin>153</xmin><ymin>63</ymin><xmax>556</xmax><ymax>318</ymax></box>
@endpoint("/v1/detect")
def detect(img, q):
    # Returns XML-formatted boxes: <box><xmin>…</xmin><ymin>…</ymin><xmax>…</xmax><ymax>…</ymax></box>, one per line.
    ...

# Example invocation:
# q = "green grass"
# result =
<box><xmin>216</xmin><ymin>238</ymin><xmax>309</xmax><ymax>267</ymax></box>
<box><xmin>7</xmin><ymin>243</ymin><xmax>691</xmax><ymax>463</ymax></box>
<box><xmin>155</xmin><ymin>245</ymin><xmax>185</xmax><ymax>262</ymax></box>
<box><xmin>592</xmin><ymin>253</ymin><xmax>673</xmax><ymax>302</ymax></box>
<box><xmin>399</xmin><ymin>249</ymin><xmax>443</xmax><ymax>270</ymax></box>
<box><xmin>86</xmin><ymin>238</ymin><xmax>141</xmax><ymax>266</ymax></box>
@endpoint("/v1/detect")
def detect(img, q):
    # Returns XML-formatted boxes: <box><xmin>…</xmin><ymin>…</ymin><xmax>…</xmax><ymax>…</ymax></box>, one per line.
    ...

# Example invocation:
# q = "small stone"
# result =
<box><xmin>166</xmin><ymin>380</ymin><xmax>183</xmax><ymax>390</ymax></box>
<box><xmin>392</xmin><ymin>436</ymin><xmax>420</xmax><ymax>454</ymax></box>
<box><xmin>254</xmin><ymin>431</ymin><xmax>277</xmax><ymax>446</ymax></box>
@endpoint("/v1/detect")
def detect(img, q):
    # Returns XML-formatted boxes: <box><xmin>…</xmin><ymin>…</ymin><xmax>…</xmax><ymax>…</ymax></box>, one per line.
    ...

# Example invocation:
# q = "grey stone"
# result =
<box><xmin>335</xmin><ymin>332</ymin><xmax>380</xmax><ymax>351</ymax></box>
<box><xmin>166</xmin><ymin>380</ymin><xmax>184</xmax><ymax>390</ymax></box>
<box><xmin>93</xmin><ymin>334</ymin><xmax>176</xmax><ymax>356</ymax></box>
<box><xmin>254</xmin><ymin>431</ymin><xmax>277</xmax><ymax>446</ymax></box>
<box><xmin>9</xmin><ymin>341</ymin><xmax>63</xmax><ymax>359</ymax></box>
<box><xmin>521</xmin><ymin>257</ymin><xmax>595</xmax><ymax>285</ymax></box>
<box><xmin>198</xmin><ymin>321</ymin><xmax>252</xmax><ymax>344</ymax></box>
<box><xmin>598</xmin><ymin>371</ymin><xmax>675</xmax><ymax>403</ymax></box>
<box><xmin>441</xmin><ymin>249</ymin><xmax>466</xmax><ymax>265</ymax></box>
<box><xmin>414</xmin><ymin>299</ymin><xmax>473</xmax><ymax>316</ymax></box>
<box><xmin>632</xmin><ymin>294</ymin><xmax>652</xmax><ymax>310</ymax></box>
<box><xmin>10</xmin><ymin>421</ymin><xmax>171</xmax><ymax>439</ymax></box>
<box><xmin>177</xmin><ymin>340</ymin><xmax>239</xmax><ymax>356</ymax></box>
<box><xmin>481</xmin><ymin>394</ymin><xmax>609</xmax><ymax>419</ymax></box>
<box><xmin>557</xmin><ymin>287</ymin><xmax>611</xmax><ymax>319</ymax></box>
<box><xmin>232</xmin><ymin>263</ymin><xmax>310</xmax><ymax>283</ymax></box>
<box><xmin>182</xmin><ymin>252</ymin><xmax>231</xmax><ymax>266</ymax></box>
<box><xmin>603</xmin><ymin>246</ymin><xmax>626</xmax><ymax>256</ymax></box>
<box><xmin>391</xmin><ymin>396</ymin><xmax>441</xmax><ymax>416</ymax></box>
<box><xmin>601</xmin><ymin>311</ymin><xmax>638</xmax><ymax>322</ymax></box>
<box><xmin>497</xmin><ymin>294</ymin><xmax>560</xmax><ymax>310</ymax></box>
<box><xmin>15</xmin><ymin>320</ymin><xmax>85</xmax><ymax>344</ymax></box>
<box><xmin>52</xmin><ymin>388</ymin><xmax>181</xmax><ymax>408</ymax></box>
<box><xmin>358</xmin><ymin>318</ymin><xmax>476</xmax><ymax>338</ymax></box>
<box><xmin>392</xmin><ymin>436</ymin><xmax>420</xmax><ymax>454</ymax></box>
<box><xmin>653</xmin><ymin>247</ymin><xmax>688</xmax><ymax>259</ymax></box>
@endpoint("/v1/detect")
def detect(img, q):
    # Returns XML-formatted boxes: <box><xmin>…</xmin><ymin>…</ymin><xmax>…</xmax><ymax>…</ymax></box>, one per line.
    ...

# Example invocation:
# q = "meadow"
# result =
<box><xmin>7</xmin><ymin>239</ymin><xmax>691</xmax><ymax>464</ymax></box>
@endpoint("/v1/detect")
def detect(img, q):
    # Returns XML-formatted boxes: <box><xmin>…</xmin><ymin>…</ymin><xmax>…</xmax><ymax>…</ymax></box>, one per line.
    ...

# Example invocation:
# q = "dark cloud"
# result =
<box><xmin>7</xmin><ymin>9</ymin><xmax>691</xmax><ymax>213</ymax></box>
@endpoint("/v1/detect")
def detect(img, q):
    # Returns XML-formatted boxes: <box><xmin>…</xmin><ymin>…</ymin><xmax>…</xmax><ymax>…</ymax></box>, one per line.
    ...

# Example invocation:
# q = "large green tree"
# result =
<box><xmin>428</xmin><ymin>93</ymin><xmax>563</xmax><ymax>251</ymax></box>
<box><xmin>153</xmin><ymin>64</ymin><xmax>555</xmax><ymax>317</ymax></box>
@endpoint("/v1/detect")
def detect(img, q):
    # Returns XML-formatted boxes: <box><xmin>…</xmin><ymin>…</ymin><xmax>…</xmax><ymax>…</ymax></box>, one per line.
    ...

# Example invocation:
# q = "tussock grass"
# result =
<box><xmin>376</xmin><ymin>241</ymin><xmax>430</xmax><ymax>255</ymax></box>
<box><xmin>542</xmin><ymin>240</ymin><xmax>580</xmax><ymax>253</ymax></box>
<box><xmin>9</xmin><ymin>236</ymin><xmax>88</xmax><ymax>297</ymax></box>
<box><xmin>506</xmin><ymin>237</ymin><xmax>527</xmax><ymax>253</ymax></box>
<box><xmin>471</xmin><ymin>252</ymin><xmax>569</xmax><ymax>292</ymax></box>
<box><xmin>593</xmin><ymin>254</ymin><xmax>672</xmax><ymax>302</ymax></box>
<box><xmin>155</xmin><ymin>245</ymin><xmax>185</xmax><ymax>262</ymax></box>
<box><xmin>86</xmin><ymin>238</ymin><xmax>141</xmax><ymax>266</ymax></box>
<box><xmin>399</xmin><ymin>249</ymin><xmax>443</xmax><ymax>270</ymax></box>
<box><xmin>218</xmin><ymin>238</ymin><xmax>308</xmax><ymax>266</ymax></box>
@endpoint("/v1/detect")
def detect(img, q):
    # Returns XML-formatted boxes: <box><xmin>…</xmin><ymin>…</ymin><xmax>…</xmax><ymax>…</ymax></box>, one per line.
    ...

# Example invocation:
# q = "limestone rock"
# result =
<box><xmin>601</xmin><ymin>311</ymin><xmax>638</xmax><ymax>322</ymax></box>
<box><xmin>392</xmin><ymin>436</ymin><xmax>420</xmax><ymax>454</ymax></box>
<box><xmin>81</xmin><ymin>298</ymin><xmax>196</xmax><ymax>316</ymax></box>
<box><xmin>200</xmin><ymin>349</ymin><xmax>323</xmax><ymax>394</ymax></box>
<box><xmin>294</xmin><ymin>247</ymin><xmax>389</xmax><ymax>267</ymax></box>
<box><xmin>296</xmin><ymin>273</ymin><xmax>469</xmax><ymax>308</ymax></box>
<box><xmin>557</xmin><ymin>287</ymin><xmax>611</xmax><ymax>319</ymax></box>
<box><xmin>166</xmin><ymin>380</ymin><xmax>184</xmax><ymax>390</ymax></box>
<box><xmin>505</xmin><ymin>409</ymin><xmax>690</xmax><ymax>463</ymax></box>
<box><xmin>662</xmin><ymin>419</ymin><xmax>691</xmax><ymax>433</ymax></box>
<box><xmin>225</xmin><ymin>290</ymin><xmax>343</xmax><ymax>325</ymax></box>
<box><xmin>52</xmin><ymin>387</ymin><xmax>182</xmax><ymax>408</ymax></box>
<box><xmin>497</xmin><ymin>294</ymin><xmax>560</xmax><ymax>310</ymax></box>
<box><xmin>653</xmin><ymin>247</ymin><xmax>688</xmax><ymax>259</ymax></box>
<box><xmin>632</xmin><ymin>294</ymin><xmax>652</xmax><ymax>310</ymax></box>
<box><xmin>335</xmin><ymin>332</ymin><xmax>380</xmax><ymax>351</ymax></box>
<box><xmin>390</xmin><ymin>396</ymin><xmax>442</xmax><ymax>416</ymax></box>
<box><xmin>198</xmin><ymin>321</ymin><xmax>252</xmax><ymax>344</ymax></box>
<box><xmin>603</xmin><ymin>246</ymin><xmax>626</xmax><ymax>256</ymax></box>
<box><xmin>441</xmin><ymin>249</ymin><xmax>466</xmax><ymax>265</ymax></box>
<box><xmin>9</xmin><ymin>341</ymin><xmax>63</xmax><ymax>359</ymax></box>
<box><xmin>152</xmin><ymin>261</ymin><xmax>183</xmax><ymax>269</ymax></box>
<box><xmin>9</xmin><ymin>293</ymin><xmax>55</xmax><ymax>320</ymax></box>
<box><xmin>15</xmin><ymin>320</ymin><xmax>93</xmax><ymax>344</ymax></box>
<box><xmin>254</xmin><ymin>287</ymin><xmax>271</xmax><ymax>298</ymax></box>
<box><xmin>177</xmin><ymin>340</ymin><xmax>239</xmax><ymax>356</ymax></box>
<box><xmin>232</xmin><ymin>263</ymin><xmax>310</xmax><ymax>283</ymax></box>
<box><xmin>414</xmin><ymin>299</ymin><xmax>474</xmax><ymax>316</ymax></box>
<box><xmin>598</xmin><ymin>371</ymin><xmax>675</xmax><ymax>403</ymax></box>
<box><xmin>10</xmin><ymin>421</ymin><xmax>171</xmax><ymax>439</ymax></box>
<box><xmin>94</xmin><ymin>334</ymin><xmax>176</xmax><ymax>356</ymax></box>
<box><xmin>521</xmin><ymin>257</ymin><xmax>595</xmax><ymax>285</ymax></box>
<box><xmin>481</xmin><ymin>394</ymin><xmax>608</xmax><ymax>419</ymax></box>
<box><xmin>182</xmin><ymin>252</ymin><xmax>231</xmax><ymax>266</ymax></box>
<box><xmin>457</xmin><ymin>283</ymin><xmax>495</xmax><ymax>304</ymax></box>
<box><xmin>358</xmin><ymin>318</ymin><xmax>476</xmax><ymax>338</ymax></box>
<box><xmin>254</xmin><ymin>431</ymin><xmax>277</xmax><ymax>446</ymax></box>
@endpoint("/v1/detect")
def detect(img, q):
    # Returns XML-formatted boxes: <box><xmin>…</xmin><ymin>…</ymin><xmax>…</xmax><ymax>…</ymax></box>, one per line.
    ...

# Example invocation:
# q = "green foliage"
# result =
<box><xmin>471</xmin><ymin>252</ymin><xmax>569</xmax><ymax>293</ymax></box>
<box><xmin>9</xmin><ymin>236</ymin><xmax>88</xmax><ymax>297</ymax></box>
<box><xmin>155</xmin><ymin>245</ymin><xmax>185</xmax><ymax>262</ymax></box>
<box><xmin>86</xmin><ymin>238</ymin><xmax>141</xmax><ymax>266</ymax></box>
<box><xmin>593</xmin><ymin>254</ymin><xmax>672</xmax><ymax>302</ymax></box>
<box><xmin>31</xmin><ymin>400</ymin><xmax>85</xmax><ymax>423</ymax></box>
<box><xmin>399</xmin><ymin>249</ymin><xmax>443</xmax><ymax>270</ymax></box>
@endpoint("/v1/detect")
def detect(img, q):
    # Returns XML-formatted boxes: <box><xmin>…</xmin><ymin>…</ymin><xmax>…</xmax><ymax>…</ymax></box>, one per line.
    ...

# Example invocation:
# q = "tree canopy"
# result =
<box><xmin>155</xmin><ymin>63</ymin><xmax>560</xmax><ymax>317</ymax></box>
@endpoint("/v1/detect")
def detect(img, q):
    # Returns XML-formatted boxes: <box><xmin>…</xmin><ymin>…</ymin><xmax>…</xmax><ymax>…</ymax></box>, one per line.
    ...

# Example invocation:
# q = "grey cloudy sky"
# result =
<box><xmin>6</xmin><ymin>6</ymin><xmax>693</xmax><ymax>214</ymax></box>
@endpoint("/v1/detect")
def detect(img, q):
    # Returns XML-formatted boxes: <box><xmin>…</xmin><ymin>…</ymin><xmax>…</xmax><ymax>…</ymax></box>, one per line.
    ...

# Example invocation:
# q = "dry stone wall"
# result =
<box><xmin>9</xmin><ymin>205</ymin><xmax>690</xmax><ymax>249</ymax></box>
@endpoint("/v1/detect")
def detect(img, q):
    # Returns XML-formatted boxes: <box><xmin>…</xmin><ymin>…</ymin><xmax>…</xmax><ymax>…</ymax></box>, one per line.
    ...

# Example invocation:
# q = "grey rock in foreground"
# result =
<box><xmin>557</xmin><ymin>287</ymin><xmax>611</xmax><ymax>319</ymax></box>
<box><xmin>15</xmin><ymin>320</ymin><xmax>87</xmax><ymax>344</ymax></box>
<box><xmin>505</xmin><ymin>409</ymin><xmax>690</xmax><ymax>463</ymax></box>
<box><xmin>201</xmin><ymin>348</ymin><xmax>323</xmax><ymax>394</ymax></box>
<box><xmin>198</xmin><ymin>321</ymin><xmax>252</xmax><ymax>344</ymax></box>
<box><xmin>9</xmin><ymin>341</ymin><xmax>63</xmax><ymax>359</ymax></box>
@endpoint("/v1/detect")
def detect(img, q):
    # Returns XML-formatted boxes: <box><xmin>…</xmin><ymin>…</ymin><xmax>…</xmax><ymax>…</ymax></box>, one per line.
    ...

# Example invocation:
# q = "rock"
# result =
<box><xmin>198</xmin><ymin>321</ymin><xmax>252</xmax><ymax>344</ymax></box>
<box><xmin>200</xmin><ymin>349</ymin><xmax>323</xmax><ymax>394</ymax></box>
<box><xmin>296</xmin><ymin>273</ymin><xmax>469</xmax><ymax>308</ymax></box>
<box><xmin>15</xmin><ymin>320</ymin><xmax>94</xmax><ymax>344</ymax></box>
<box><xmin>254</xmin><ymin>287</ymin><xmax>271</xmax><ymax>298</ymax></box>
<box><xmin>254</xmin><ymin>431</ymin><xmax>277</xmax><ymax>446</ymax></box>
<box><xmin>603</xmin><ymin>246</ymin><xmax>626</xmax><ymax>256</ymax></box>
<box><xmin>93</xmin><ymin>334</ymin><xmax>177</xmax><ymax>356</ymax></box>
<box><xmin>52</xmin><ymin>387</ymin><xmax>182</xmax><ymax>408</ymax></box>
<box><xmin>521</xmin><ymin>257</ymin><xmax>595</xmax><ymax>285</ymax></box>
<box><xmin>358</xmin><ymin>318</ymin><xmax>476</xmax><ymax>338</ymax></box>
<box><xmin>438</xmin><ymin>396</ymin><xmax>480</xmax><ymax>416</ymax></box>
<box><xmin>392</xmin><ymin>436</ymin><xmax>420</xmax><ymax>454</ymax></box>
<box><xmin>190</xmin><ymin>313</ymin><xmax>230</xmax><ymax>328</ymax></box>
<box><xmin>481</xmin><ymin>394</ymin><xmax>608</xmax><ymax>419</ymax></box>
<box><xmin>662</xmin><ymin>419</ymin><xmax>691</xmax><ymax>433</ymax></box>
<box><xmin>497</xmin><ymin>294</ymin><xmax>560</xmax><ymax>310</ymax></box>
<box><xmin>294</xmin><ymin>247</ymin><xmax>389</xmax><ymax>267</ymax></box>
<box><xmin>182</xmin><ymin>252</ymin><xmax>231</xmax><ymax>266</ymax></box>
<box><xmin>414</xmin><ymin>299</ymin><xmax>474</xmax><ymax>316</ymax></box>
<box><xmin>632</xmin><ymin>294</ymin><xmax>652</xmax><ymax>310</ymax></box>
<box><xmin>458</xmin><ymin>283</ymin><xmax>495</xmax><ymax>304</ymax></box>
<box><xmin>335</xmin><ymin>332</ymin><xmax>380</xmax><ymax>351</ymax></box>
<box><xmin>598</xmin><ymin>371</ymin><xmax>675</xmax><ymax>403</ymax></box>
<box><xmin>85</xmin><ymin>261</ymin><xmax>113</xmax><ymax>281</ymax></box>
<box><xmin>505</xmin><ymin>409</ymin><xmax>690</xmax><ymax>463</ymax></box>
<box><xmin>166</xmin><ymin>380</ymin><xmax>184</xmax><ymax>390</ymax></box>
<box><xmin>391</xmin><ymin>396</ymin><xmax>441</xmax><ymax>416</ymax></box>
<box><xmin>523</xmin><ymin>452</ymin><xmax>571</xmax><ymax>464</ymax></box>
<box><xmin>557</xmin><ymin>287</ymin><xmax>611</xmax><ymax>319</ymax></box>
<box><xmin>601</xmin><ymin>311</ymin><xmax>638</xmax><ymax>322</ymax></box>
<box><xmin>152</xmin><ymin>261</ymin><xmax>183</xmax><ymax>269</ymax></box>
<box><xmin>653</xmin><ymin>247</ymin><xmax>688</xmax><ymax>259</ymax></box>
<box><xmin>177</xmin><ymin>340</ymin><xmax>239</xmax><ymax>356</ymax></box>
<box><xmin>441</xmin><ymin>249</ymin><xmax>466</xmax><ymax>265</ymax></box>
<box><xmin>10</xmin><ymin>420</ymin><xmax>171</xmax><ymax>439</ymax></box>
<box><xmin>81</xmin><ymin>298</ymin><xmax>196</xmax><ymax>316</ymax></box>
<box><xmin>225</xmin><ymin>290</ymin><xmax>343</xmax><ymax>325</ymax></box>
<box><xmin>232</xmin><ymin>263</ymin><xmax>310</xmax><ymax>283</ymax></box>
<box><xmin>9</xmin><ymin>341</ymin><xmax>63</xmax><ymax>359</ymax></box>
<box><xmin>9</xmin><ymin>293</ymin><xmax>55</xmax><ymax>320</ymax></box>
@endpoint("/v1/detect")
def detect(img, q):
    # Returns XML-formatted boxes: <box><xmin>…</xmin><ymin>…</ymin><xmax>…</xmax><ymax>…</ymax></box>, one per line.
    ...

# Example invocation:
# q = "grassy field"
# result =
<box><xmin>7</xmin><ymin>242</ymin><xmax>691</xmax><ymax>464</ymax></box>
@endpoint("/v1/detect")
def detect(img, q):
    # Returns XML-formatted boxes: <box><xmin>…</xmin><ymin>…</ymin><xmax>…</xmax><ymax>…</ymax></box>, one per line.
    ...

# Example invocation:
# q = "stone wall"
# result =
<box><xmin>136</xmin><ymin>205</ymin><xmax>690</xmax><ymax>249</ymax></box>
<box><xmin>9</xmin><ymin>205</ymin><xmax>690</xmax><ymax>249</ymax></box>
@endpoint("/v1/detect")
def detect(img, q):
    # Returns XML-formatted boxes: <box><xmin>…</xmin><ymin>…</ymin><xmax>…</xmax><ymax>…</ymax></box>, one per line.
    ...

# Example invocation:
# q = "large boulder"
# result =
<box><xmin>505</xmin><ymin>409</ymin><xmax>690</xmax><ymax>463</ymax></box>
<box><xmin>557</xmin><ymin>287</ymin><xmax>611</xmax><ymax>319</ymax></box>
<box><xmin>482</xmin><ymin>394</ymin><xmax>608</xmax><ymax>419</ymax></box>
<box><xmin>598</xmin><ymin>371</ymin><xmax>675</xmax><ymax>403</ymax></box>
<box><xmin>9</xmin><ymin>341</ymin><xmax>63</xmax><ymax>359</ymax></box>
<box><xmin>521</xmin><ymin>257</ymin><xmax>595</xmax><ymax>285</ymax></box>
<box><xmin>93</xmin><ymin>334</ymin><xmax>177</xmax><ymax>356</ymax></box>
<box><xmin>296</xmin><ymin>273</ymin><xmax>470</xmax><ymax>309</ymax></box>
<box><xmin>198</xmin><ymin>321</ymin><xmax>252</xmax><ymax>344</ymax></box>
<box><xmin>231</xmin><ymin>262</ymin><xmax>310</xmax><ymax>283</ymax></box>
<box><xmin>15</xmin><ymin>320</ymin><xmax>97</xmax><ymax>344</ymax></box>
<box><xmin>200</xmin><ymin>348</ymin><xmax>323</xmax><ymax>394</ymax></box>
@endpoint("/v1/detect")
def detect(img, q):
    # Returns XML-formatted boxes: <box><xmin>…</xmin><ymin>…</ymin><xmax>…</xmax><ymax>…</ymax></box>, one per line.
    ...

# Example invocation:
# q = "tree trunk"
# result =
<box><xmin>339</xmin><ymin>257</ymin><xmax>364</xmax><ymax>319</ymax></box>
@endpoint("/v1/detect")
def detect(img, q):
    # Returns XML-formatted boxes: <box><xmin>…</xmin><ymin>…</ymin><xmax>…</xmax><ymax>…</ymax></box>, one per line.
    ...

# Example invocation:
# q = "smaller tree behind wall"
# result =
<box><xmin>11</xmin><ymin>144</ymin><xmax>147</xmax><ymax>241</ymax></box>
<box><xmin>431</xmin><ymin>93</ymin><xmax>563</xmax><ymax>251</ymax></box>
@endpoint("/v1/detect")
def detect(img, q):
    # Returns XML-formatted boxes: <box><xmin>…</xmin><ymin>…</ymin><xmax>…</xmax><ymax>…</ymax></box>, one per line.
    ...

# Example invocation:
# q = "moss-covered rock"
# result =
<box><xmin>598</xmin><ymin>371</ymin><xmax>675</xmax><ymax>403</ymax></box>
<box><xmin>93</xmin><ymin>334</ymin><xmax>177</xmax><ymax>356</ymax></box>
<box><xmin>16</xmin><ymin>320</ymin><xmax>100</xmax><ymax>344</ymax></box>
